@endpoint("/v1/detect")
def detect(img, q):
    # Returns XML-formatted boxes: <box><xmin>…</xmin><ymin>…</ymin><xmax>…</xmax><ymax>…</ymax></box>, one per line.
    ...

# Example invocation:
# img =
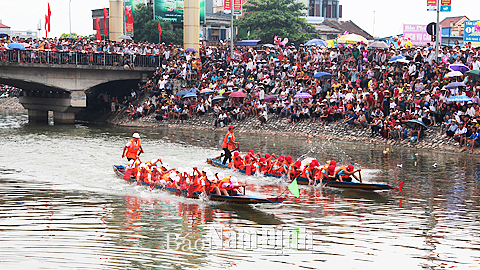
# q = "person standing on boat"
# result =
<box><xmin>122</xmin><ymin>133</ymin><xmax>144</xmax><ymax>161</ymax></box>
<box><xmin>221</xmin><ymin>125</ymin><xmax>239</xmax><ymax>164</ymax></box>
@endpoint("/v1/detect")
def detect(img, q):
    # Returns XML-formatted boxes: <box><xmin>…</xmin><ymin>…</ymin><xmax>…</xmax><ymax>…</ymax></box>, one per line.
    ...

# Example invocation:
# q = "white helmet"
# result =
<box><xmin>206</xmin><ymin>172</ymin><xmax>215</xmax><ymax>181</ymax></box>
<box><xmin>216</xmin><ymin>172</ymin><xmax>225</xmax><ymax>180</ymax></box>
<box><xmin>187</xmin><ymin>168</ymin><xmax>194</xmax><ymax>176</ymax></box>
<box><xmin>133</xmin><ymin>133</ymin><xmax>140</xmax><ymax>139</ymax></box>
<box><xmin>169</xmin><ymin>172</ymin><xmax>177</xmax><ymax>180</ymax></box>
<box><xmin>202</xmin><ymin>167</ymin><xmax>211</xmax><ymax>173</ymax></box>
<box><xmin>231</xmin><ymin>177</ymin><xmax>239</xmax><ymax>186</ymax></box>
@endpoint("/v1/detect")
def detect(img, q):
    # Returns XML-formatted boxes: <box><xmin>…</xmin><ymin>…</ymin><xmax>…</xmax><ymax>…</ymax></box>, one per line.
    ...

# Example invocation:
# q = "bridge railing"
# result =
<box><xmin>0</xmin><ymin>49</ymin><xmax>160</xmax><ymax>68</ymax></box>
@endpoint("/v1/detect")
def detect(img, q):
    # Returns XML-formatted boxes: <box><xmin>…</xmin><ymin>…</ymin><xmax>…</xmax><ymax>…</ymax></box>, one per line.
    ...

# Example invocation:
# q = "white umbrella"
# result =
<box><xmin>200</xmin><ymin>88</ymin><xmax>214</xmax><ymax>93</ymax></box>
<box><xmin>445</xmin><ymin>70</ymin><xmax>464</xmax><ymax>77</ymax></box>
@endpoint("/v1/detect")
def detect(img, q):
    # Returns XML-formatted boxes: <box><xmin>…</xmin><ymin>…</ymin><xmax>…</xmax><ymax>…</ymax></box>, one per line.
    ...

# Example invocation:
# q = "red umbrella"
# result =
<box><xmin>229</xmin><ymin>91</ymin><xmax>247</xmax><ymax>98</ymax></box>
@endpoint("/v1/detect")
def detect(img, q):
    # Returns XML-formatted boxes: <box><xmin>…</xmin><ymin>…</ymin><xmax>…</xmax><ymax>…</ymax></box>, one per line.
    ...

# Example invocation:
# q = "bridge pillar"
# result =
<box><xmin>27</xmin><ymin>109</ymin><xmax>48</xmax><ymax>123</ymax></box>
<box><xmin>53</xmin><ymin>112</ymin><xmax>75</xmax><ymax>124</ymax></box>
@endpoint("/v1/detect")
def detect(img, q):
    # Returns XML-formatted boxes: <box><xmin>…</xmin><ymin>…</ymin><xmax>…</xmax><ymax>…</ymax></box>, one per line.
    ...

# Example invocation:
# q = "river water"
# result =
<box><xmin>1</xmin><ymin>110</ymin><xmax>480</xmax><ymax>270</ymax></box>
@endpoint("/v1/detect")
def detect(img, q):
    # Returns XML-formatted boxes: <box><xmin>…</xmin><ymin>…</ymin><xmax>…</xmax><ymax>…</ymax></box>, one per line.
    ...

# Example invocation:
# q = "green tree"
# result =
<box><xmin>60</xmin><ymin>33</ymin><xmax>79</xmax><ymax>39</ymax></box>
<box><xmin>235</xmin><ymin>0</ymin><xmax>317</xmax><ymax>44</ymax></box>
<box><xmin>133</xmin><ymin>3</ymin><xmax>183</xmax><ymax>44</ymax></box>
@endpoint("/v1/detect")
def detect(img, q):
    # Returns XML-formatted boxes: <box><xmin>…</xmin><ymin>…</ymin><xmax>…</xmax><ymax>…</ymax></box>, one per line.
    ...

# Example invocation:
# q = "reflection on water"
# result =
<box><xmin>1</xmin><ymin>110</ymin><xmax>480</xmax><ymax>269</ymax></box>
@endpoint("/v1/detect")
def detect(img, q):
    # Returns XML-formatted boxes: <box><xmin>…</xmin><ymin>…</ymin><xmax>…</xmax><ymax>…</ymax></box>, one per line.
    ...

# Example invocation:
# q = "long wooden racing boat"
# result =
<box><xmin>113</xmin><ymin>165</ymin><xmax>286</xmax><ymax>204</ymax></box>
<box><xmin>207</xmin><ymin>158</ymin><xmax>399</xmax><ymax>191</ymax></box>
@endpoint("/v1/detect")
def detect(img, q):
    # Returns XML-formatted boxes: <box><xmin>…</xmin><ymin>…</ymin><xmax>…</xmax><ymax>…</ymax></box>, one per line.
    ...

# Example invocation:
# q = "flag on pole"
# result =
<box><xmin>47</xmin><ymin>3</ymin><xmax>51</xmax><ymax>32</ymax></box>
<box><xmin>288</xmin><ymin>178</ymin><xmax>300</xmax><ymax>198</ymax></box>
<box><xmin>45</xmin><ymin>14</ymin><xmax>48</xmax><ymax>38</ymax></box>
<box><xmin>103</xmin><ymin>8</ymin><xmax>108</xmax><ymax>37</ymax></box>
<box><xmin>158</xmin><ymin>21</ymin><xmax>162</xmax><ymax>43</ymax></box>
<box><xmin>96</xmin><ymin>17</ymin><xmax>101</xmax><ymax>41</ymax></box>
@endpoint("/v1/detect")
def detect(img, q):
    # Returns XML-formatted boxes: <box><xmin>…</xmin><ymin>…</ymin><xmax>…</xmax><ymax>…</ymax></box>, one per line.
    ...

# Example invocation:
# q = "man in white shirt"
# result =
<box><xmin>472</xmin><ymin>56</ymin><xmax>480</xmax><ymax>70</ymax></box>
<box><xmin>466</xmin><ymin>102</ymin><xmax>476</xmax><ymax>117</ymax></box>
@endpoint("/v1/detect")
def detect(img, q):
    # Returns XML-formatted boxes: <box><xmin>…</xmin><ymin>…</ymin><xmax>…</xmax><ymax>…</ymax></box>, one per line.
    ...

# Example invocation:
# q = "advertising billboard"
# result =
<box><xmin>464</xmin><ymin>20</ymin><xmax>480</xmax><ymax>47</ymax></box>
<box><xmin>403</xmin><ymin>24</ymin><xmax>441</xmax><ymax>46</ymax></box>
<box><xmin>124</xmin><ymin>0</ymin><xmax>147</xmax><ymax>37</ymax></box>
<box><xmin>153</xmin><ymin>0</ymin><xmax>205</xmax><ymax>24</ymax></box>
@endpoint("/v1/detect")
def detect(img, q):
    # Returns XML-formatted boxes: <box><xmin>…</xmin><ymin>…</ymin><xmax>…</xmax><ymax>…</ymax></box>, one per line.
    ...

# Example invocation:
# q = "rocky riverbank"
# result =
<box><xmin>106</xmin><ymin>109</ymin><xmax>476</xmax><ymax>155</ymax></box>
<box><xmin>1</xmin><ymin>96</ymin><xmax>473</xmax><ymax>154</ymax></box>
<box><xmin>0</xmin><ymin>97</ymin><xmax>25</xmax><ymax>111</ymax></box>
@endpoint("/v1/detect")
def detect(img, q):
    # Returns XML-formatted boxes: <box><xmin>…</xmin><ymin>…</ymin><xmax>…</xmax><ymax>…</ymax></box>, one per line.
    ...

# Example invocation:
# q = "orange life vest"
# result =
<box><xmin>334</xmin><ymin>166</ymin><xmax>347</xmax><ymax>177</ymax></box>
<box><xmin>221</xmin><ymin>131</ymin><xmax>236</xmax><ymax>150</ymax></box>
<box><xmin>233</xmin><ymin>156</ymin><xmax>245</xmax><ymax>170</ymax></box>
<box><xmin>217</xmin><ymin>176</ymin><xmax>232</xmax><ymax>190</ymax></box>
<box><xmin>126</xmin><ymin>139</ymin><xmax>141</xmax><ymax>159</ymax></box>
<box><xmin>316</xmin><ymin>165</ymin><xmax>330</xmax><ymax>179</ymax></box>
<box><xmin>193</xmin><ymin>176</ymin><xmax>204</xmax><ymax>192</ymax></box>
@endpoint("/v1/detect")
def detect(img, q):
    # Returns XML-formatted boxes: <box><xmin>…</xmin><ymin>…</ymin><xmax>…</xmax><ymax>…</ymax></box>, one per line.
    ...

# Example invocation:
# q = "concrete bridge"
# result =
<box><xmin>0</xmin><ymin>61</ymin><xmax>155</xmax><ymax>123</ymax></box>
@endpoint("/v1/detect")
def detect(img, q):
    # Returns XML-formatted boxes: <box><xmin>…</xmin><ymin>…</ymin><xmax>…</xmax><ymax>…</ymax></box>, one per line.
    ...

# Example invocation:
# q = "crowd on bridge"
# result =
<box><xmin>3</xmin><ymin>34</ymin><xmax>480</xmax><ymax>151</ymax></box>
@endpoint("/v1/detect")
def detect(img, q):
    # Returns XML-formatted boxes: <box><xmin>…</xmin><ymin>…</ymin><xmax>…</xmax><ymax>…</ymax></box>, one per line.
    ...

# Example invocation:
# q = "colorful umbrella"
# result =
<box><xmin>212</xmin><ymin>95</ymin><xmax>227</xmax><ymax>101</ymax></box>
<box><xmin>304</xmin><ymin>39</ymin><xmax>328</xmax><ymax>47</ymax></box>
<box><xmin>405</xmin><ymin>119</ymin><xmax>427</xmax><ymax>129</ymax></box>
<box><xmin>7</xmin><ymin>43</ymin><xmax>25</xmax><ymax>50</ymax></box>
<box><xmin>337</xmin><ymin>34</ymin><xmax>368</xmax><ymax>44</ymax></box>
<box><xmin>264</xmin><ymin>96</ymin><xmax>277</xmax><ymax>102</ymax></box>
<box><xmin>229</xmin><ymin>91</ymin><xmax>247</xmax><ymax>98</ymax></box>
<box><xmin>183</xmin><ymin>92</ymin><xmax>197</xmax><ymax>98</ymax></box>
<box><xmin>449</xmin><ymin>63</ymin><xmax>470</xmax><ymax>74</ymax></box>
<box><xmin>445</xmin><ymin>70</ymin><xmax>464</xmax><ymax>77</ymax></box>
<box><xmin>389</xmin><ymin>55</ymin><xmax>406</xmax><ymax>63</ymax></box>
<box><xmin>313</xmin><ymin>72</ymin><xmax>332</xmax><ymax>78</ymax></box>
<box><xmin>447</xmin><ymin>95</ymin><xmax>472</xmax><ymax>103</ymax></box>
<box><xmin>200</xmin><ymin>88</ymin><xmax>214</xmax><ymax>93</ymax></box>
<box><xmin>118</xmin><ymin>35</ymin><xmax>132</xmax><ymax>40</ymax></box>
<box><xmin>294</xmin><ymin>92</ymin><xmax>312</xmax><ymax>99</ymax></box>
<box><xmin>466</xmin><ymin>70</ymin><xmax>480</xmax><ymax>77</ymax></box>
<box><xmin>175</xmin><ymin>90</ymin><xmax>189</xmax><ymax>96</ymax></box>
<box><xmin>368</xmin><ymin>41</ymin><xmax>389</xmax><ymax>49</ymax></box>
<box><xmin>445</xmin><ymin>82</ymin><xmax>466</xmax><ymax>89</ymax></box>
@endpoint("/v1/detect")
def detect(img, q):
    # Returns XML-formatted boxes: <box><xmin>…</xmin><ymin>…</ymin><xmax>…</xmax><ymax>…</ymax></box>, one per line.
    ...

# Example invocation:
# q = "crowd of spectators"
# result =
<box><xmin>0</xmin><ymin>84</ymin><xmax>20</xmax><ymax>98</ymax></box>
<box><xmin>3</xmin><ymin>35</ymin><xmax>480</xmax><ymax>149</ymax></box>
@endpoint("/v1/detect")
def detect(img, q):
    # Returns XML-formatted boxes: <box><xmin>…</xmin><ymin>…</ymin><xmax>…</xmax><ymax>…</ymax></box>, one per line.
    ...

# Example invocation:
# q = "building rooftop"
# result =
<box><xmin>0</xmin><ymin>22</ymin><xmax>11</xmax><ymax>29</ymax></box>
<box><xmin>439</xmin><ymin>16</ymin><xmax>469</xmax><ymax>28</ymax></box>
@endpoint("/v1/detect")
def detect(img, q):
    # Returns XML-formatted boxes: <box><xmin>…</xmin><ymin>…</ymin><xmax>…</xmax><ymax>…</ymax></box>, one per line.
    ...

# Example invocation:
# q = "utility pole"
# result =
<box><xmin>435</xmin><ymin>0</ymin><xmax>440</xmax><ymax>62</ymax></box>
<box><xmin>69</xmin><ymin>0</ymin><xmax>72</xmax><ymax>38</ymax></box>
<box><xmin>231</xmin><ymin>11</ymin><xmax>234</xmax><ymax>58</ymax></box>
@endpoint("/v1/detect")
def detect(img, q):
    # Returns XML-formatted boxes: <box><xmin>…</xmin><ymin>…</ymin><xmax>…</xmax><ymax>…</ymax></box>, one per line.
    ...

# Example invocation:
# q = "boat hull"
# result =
<box><xmin>207</xmin><ymin>158</ymin><xmax>398</xmax><ymax>191</ymax></box>
<box><xmin>113</xmin><ymin>165</ymin><xmax>285</xmax><ymax>204</ymax></box>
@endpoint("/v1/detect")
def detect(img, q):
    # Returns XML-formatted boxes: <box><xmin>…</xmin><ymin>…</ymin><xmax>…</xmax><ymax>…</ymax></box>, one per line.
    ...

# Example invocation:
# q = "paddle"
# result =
<box><xmin>123</xmin><ymin>168</ymin><xmax>132</xmax><ymax>181</ymax></box>
<box><xmin>187</xmin><ymin>169</ymin><xmax>199</xmax><ymax>198</ymax></box>
<box><xmin>398</xmin><ymin>181</ymin><xmax>405</xmax><ymax>195</ymax></box>
<box><xmin>175</xmin><ymin>172</ymin><xmax>186</xmax><ymax>196</ymax></box>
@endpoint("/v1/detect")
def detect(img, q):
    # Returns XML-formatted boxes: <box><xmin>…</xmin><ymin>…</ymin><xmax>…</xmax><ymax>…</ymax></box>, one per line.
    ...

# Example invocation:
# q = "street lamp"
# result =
<box><xmin>69</xmin><ymin>0</ymin><xmax>72</xmax><ymax>38</ymax></box>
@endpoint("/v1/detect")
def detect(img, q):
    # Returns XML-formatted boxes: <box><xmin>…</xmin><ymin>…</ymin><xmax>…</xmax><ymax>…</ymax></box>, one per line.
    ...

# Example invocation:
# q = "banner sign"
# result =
<box><xmin>440</xmin><ymin>0</ymin><xmax>451</xmax><ymax>12</ymax></box>
<box><xmin>124</xmin><ymin>0</ymin><xmax>146</xmax><ymax>37</ymax></box>
<box><xmin>233</xmin><ymin>0</ymin><xmax>242</xmax><ymax>15</ymax></box>
<box><xmin>224</xmin><ymin>0</ymin><xmax>232</xmax><ymax>13</ymax></box>
<box><xmin>224</xmin><ymin>0</ymin><xmax>242</xmax><ymax>15</ymax></box>
<box><xmin>403</xmin><ymin>24</ymin><xmax>441</xmax><ymax>45</ymax></box>
<box><xmin>427</xmin><ymin>0</ymin><xmax>436</xmax><ymax>11</ymax></box>
<box><xmin>154</xmin><ymin>0</ymin><xmax>205</xmax><ymax>24</ymax></box>
<box><xmin>464</xmin><ymin>20</ymin><xmax>480</xmax><ymax>46</ymax></box>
